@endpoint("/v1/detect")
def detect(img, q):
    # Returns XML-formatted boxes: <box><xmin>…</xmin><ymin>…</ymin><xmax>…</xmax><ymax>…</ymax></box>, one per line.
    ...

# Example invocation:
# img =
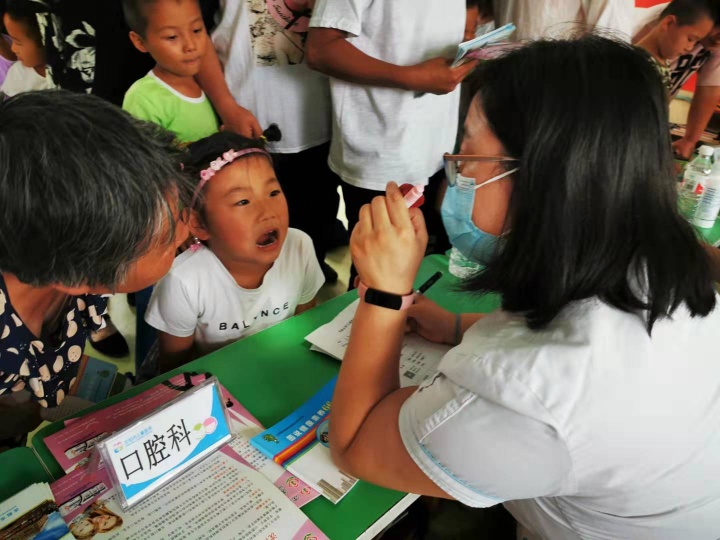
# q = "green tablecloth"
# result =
<box><xmin>32</xmin><ymin>255</ymin><xmax>499</xmax><ymax>540</ymax></box>
<box><xmin>697</xmin><ymin>218</ymin><xmax>720</xmax><ymax>246</ymax></box>
<box><xmin>0</xmin><ymin>447</ymin><xmax>52</xmax><ymax>502</ymax></box>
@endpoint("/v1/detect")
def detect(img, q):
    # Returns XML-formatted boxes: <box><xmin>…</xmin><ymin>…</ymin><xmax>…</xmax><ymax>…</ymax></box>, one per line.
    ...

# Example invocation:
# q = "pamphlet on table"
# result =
<box><xmin>50</xmin><ymin>446</ymin><xmax>327</xmax><ymax>540</ymax></box>
<box><xmin>251</xmin><ymin>377</ymin><xmax>357</xmax><ymax>505</ymax></box>
<box><xmin>0</xmin><ymin>483</ymin><xmax>72</xmax><ymax>540</ymax></box>
<box><xmin>305</xmin><ymin>300</ymin><xmax>451</xmax><ymax>387</ymax></box>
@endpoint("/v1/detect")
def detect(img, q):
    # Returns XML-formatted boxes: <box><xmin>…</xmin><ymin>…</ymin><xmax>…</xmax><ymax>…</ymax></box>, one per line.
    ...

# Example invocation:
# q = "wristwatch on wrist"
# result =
<box><xmin>357</xmin><ymin>282</ymin><xmax>415</xmax><ymax>311</ymax></box>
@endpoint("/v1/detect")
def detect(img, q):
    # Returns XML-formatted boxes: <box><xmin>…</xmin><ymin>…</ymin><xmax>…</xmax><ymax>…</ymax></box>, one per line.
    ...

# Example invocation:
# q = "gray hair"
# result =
<box><xmin>0</xmin><ymin>90</ymin><xmax>192</xmax><ymax>288</ymax></box>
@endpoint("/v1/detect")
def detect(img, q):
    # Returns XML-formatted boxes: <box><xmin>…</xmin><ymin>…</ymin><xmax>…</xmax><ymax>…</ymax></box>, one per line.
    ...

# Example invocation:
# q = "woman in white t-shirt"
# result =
<box><xmin>145</xmin><ymin>133</ymin><xmax>325</xmax><ymax>373</ymax></box>
<box><xmin>330</xmin><ymin>36</ymin><xmax>720</xmax><ymax>539</ymax></box>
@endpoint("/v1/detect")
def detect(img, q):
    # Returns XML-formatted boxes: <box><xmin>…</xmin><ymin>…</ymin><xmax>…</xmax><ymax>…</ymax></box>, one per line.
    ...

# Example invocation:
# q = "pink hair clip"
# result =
<box><xmin>190</xmin><ymin>148</ymin><xmax>270</xmax><ymax>209</ymax></box>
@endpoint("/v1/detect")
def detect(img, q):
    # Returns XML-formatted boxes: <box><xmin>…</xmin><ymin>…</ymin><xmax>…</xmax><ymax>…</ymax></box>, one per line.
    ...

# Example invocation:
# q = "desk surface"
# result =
<box><xmin>32</xmin><ymin>255</ymin><xmax>499</xmax><ymax>540</ymax></box>
<box><xmin>0</xmin><ymin>447</ymin><xmax>52</xmax><ymax>501</ymax></box>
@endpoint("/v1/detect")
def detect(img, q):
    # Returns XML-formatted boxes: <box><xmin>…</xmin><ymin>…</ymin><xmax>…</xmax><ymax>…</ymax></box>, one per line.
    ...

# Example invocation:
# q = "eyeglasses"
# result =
<box><xmin>444</xmin><ymin>153</ymin><xmax>519</xmax><ymax>187</ymax></box>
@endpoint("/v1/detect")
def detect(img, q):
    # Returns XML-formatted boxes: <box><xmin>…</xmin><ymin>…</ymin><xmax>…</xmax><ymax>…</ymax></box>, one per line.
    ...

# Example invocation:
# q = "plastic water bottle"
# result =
<box><xmin>678</xmin><ymin>145</ymin><xmax>714</xmax><ymax>219</ymax></box>
<box><xmin>448</xmin><ymin>247</ymin><xmax>481</xmax><ymax>278</ymax></box>
<box><xmin>693</xmin><ymin>158</ymin><xmax>720</xmax><ymax>228</ymax></box>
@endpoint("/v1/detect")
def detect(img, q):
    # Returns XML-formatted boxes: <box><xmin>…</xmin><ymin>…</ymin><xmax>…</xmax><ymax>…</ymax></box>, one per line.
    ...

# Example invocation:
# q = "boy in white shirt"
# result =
<box><xmin>1</xmin><ymin>1</ymin><xmax>48</xmax><ymax>98</ymax></box>
<box><xmin>307</xmin><ymin>0</ymin><xmax>475</xmax><ymax>286</ymax></box>
<box><xmin>146</xmin><ymin>133</ymin><xmax>324</xmax><ymax>372</ymax></box>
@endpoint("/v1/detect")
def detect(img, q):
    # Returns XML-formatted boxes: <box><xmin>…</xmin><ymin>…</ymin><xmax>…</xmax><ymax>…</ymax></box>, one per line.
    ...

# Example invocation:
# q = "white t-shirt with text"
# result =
<box><xmin>310</xmin><ymin>0</ymin><xmax>464</xmax><ymax>191</ymax></box>
<box><xmin>145</xmin><ymin>228</ymin><xmax>324</xmax><ymax>355</ymax></box>
<box><xmin>401</xmin><ymin>297</ymin><xmax>720</xmax><ymax>539</ymax></box>
<box><xmin>212</xmin><ymin>0</ymin><xmax>332</xmax><ymax>154</ymax></box>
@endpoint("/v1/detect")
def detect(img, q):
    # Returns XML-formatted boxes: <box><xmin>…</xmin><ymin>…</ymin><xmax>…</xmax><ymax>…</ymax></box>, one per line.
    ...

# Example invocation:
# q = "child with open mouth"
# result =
<box><xmin>145</xmin><ymin>132</ymin><xmax>325</xmax><ymax>373</ymax></box>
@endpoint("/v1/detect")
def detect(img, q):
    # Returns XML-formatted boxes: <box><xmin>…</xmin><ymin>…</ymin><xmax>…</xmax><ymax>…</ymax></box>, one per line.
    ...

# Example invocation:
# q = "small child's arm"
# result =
<box><xmin>157</xmin><ymin>332</ymin><xmax>196</xmax><ymax>374</ymax></box>
<box><xmin>295</xmin><ymin>298</ymin><xmax>318</xmax><ymax>315</ymax></box>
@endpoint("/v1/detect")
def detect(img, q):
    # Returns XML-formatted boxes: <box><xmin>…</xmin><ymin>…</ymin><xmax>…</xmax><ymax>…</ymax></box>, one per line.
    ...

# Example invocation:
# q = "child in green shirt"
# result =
<box><xmin>121</xmin><ymin>0</ymin><xmax>218</xmax><ymax>143</ymax></box>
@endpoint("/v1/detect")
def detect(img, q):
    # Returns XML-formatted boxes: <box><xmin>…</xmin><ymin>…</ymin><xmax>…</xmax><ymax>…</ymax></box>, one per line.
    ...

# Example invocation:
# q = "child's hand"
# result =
<box><xmin>672</xmin><ymin>137</ymin><xmax>696</xmax><ymax>161</ymax></box>
<box><xmin>220</xmin><ymin>105</ymin><xmax>263</xmax><ymax>138</ymax></box>
<box><xmin>350</xmin><ymin>182</ymin><xmax>428</xmax><ymax>296</ymax></box>
<box><xmin>406</xmin><ymin>296</ymin><xmax>456</xmax><ymax>344</ymax></box>
<box><xmin>407</xmin><ymin>57</ymin><xmax>479</xmax><ymax>95</ymax></box>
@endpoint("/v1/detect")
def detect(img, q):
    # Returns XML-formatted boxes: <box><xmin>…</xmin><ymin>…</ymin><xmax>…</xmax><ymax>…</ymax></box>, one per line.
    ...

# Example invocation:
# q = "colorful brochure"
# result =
<box><xmin>251</xmin><ymin>377</ymin><xmax>357</xmax><ymax>504</ymax></box>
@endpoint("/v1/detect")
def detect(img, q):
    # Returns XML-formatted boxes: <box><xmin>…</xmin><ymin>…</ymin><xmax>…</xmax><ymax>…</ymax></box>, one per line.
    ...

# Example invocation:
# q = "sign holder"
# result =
<box><xmin>96</xmin><ymin>376</ymin><xmax>233</xmax><ymax>509</ymax></box>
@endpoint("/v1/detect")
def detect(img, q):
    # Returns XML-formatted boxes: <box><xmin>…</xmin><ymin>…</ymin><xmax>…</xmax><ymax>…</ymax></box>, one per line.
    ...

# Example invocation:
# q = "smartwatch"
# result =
<box><xmin>358</xmin><ymin>282</ymin><xmax>415</xmax><ymax>311</ymax></box>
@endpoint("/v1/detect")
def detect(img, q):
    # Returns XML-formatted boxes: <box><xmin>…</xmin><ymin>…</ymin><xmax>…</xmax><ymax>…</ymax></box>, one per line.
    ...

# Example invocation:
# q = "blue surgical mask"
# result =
<box><xmin>441</xmin><ymin>168</ymin><xmax>518</xmax><ymax>265</ymax></box>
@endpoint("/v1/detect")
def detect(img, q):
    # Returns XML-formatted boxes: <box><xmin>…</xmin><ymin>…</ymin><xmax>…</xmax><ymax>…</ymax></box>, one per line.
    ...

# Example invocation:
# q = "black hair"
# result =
<box><xmin>185</xmin><ymin>131</ymin><xmax>274</xmax><ymax>220</ymax></box>
<box><xmin>661</xmin><ymin>0</ymin><xmax>720</xmax><ymax>26</ymax></box>
<box><xmin>122</xmin><ymin>0</ymin><xmax>200</xmax><ymax>36</ymax></box>
<box><xmin>0</xmin><ymin>90</ymin><xmax>193</xmax><ymax>288</ymax></box>
<box><xmin>3</xmin><ymin>0</ymin><xmax>42</xmax><ymax>44</ymax></box>
<box><xmin>463</xmin><ymin>35</ymin><xmax>716</xmax><ymax>333</ymax></box>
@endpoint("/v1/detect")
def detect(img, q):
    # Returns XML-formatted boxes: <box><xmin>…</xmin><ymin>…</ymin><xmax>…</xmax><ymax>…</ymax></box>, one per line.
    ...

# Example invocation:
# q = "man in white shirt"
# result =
<box><xmin>634</xmin><ymin>2</ymin><xmax>720</xmax><ymax>159</ymax></box>
<box><xmin>307</xmin><ymin>0</ymin><xmax>476</xmax><ymax>287</ymax></box>
<box><xmin>493</xmin><ymin>0</ymin><xmax>635</xmax><ymax>41</ymax></box>
<box><xmin>197</xmin><ymin>0</ymin><xmax>341</xmax><ymax>282</ymax></box>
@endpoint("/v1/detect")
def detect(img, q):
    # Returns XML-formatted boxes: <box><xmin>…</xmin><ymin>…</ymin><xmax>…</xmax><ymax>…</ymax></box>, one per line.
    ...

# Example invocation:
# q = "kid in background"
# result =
<box><xmin>122</xmin><ymin>0</ymin><xmax>218</xmax><ymax>143</ymax></box>
<box><xmin>0</xmin><ymin>0</ymin><xmax>48</xmax><ymax>98</ymax></box>
<box><xmin>145</xmin><ymin>132</ymin><xmax>325</xmax><ymax>373</ymax></box>
<box><xmin>636</xmin><ymin>0</ymin><xmax>718</xmax><ymax>91</ymax></box>
<box><xmin>634</xmin><ymin>0</ymin><xmax>720</xmax><ymax>159</ymax></box>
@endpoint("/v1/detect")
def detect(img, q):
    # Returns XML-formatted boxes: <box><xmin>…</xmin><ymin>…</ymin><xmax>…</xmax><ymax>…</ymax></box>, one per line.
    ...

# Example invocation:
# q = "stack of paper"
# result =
<box><xmin>251</xmin><ymin>377</ymin><xmax>357</xmax><ymax>505</ymax></box>
<box><xmin>452</xmin><ymin>23</ymin><xmax>516</xmax><ymax>67</ymax></box>
<box><xmin>51</xmin><ymin>447</ymin><xmax>328</xmax><ymax>540</ymax></box>
<box><xmin>306</xmin><ymin>300</ymin><xmax>451</xmax><ymax>387</ymax></box>
<box><xmin>0</xmin><ymin>483</ymin><xmax>72</xmax><ymax>540</ymax></box>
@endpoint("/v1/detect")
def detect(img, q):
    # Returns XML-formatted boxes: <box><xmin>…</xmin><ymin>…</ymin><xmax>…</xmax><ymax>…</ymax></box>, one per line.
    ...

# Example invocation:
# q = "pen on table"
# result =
<box><xmin>415</xmin><ymin>271</ymin><xmax>443</xmax><ymax>296</ymax></box>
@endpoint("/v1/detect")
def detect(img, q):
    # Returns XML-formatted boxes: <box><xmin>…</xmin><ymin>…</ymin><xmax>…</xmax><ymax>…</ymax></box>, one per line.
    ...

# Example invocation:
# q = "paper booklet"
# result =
<box><xmin>0</xmin><ymin>483</ymin><xmax>72</xmax><ymax>540</ymax></box>
<box><xmin>305</xmin><ymin>300</ymin><xmax>451</xmax><ymax>387</ymax></box>
<box><xmin>452</xmin><ymin>23</ymin><xmax>516</xmax><ymax>67</ymax></box>
<box><xmin>45</xmin><ymin>373</ymin><xmax>320</xmax><ymax>510</ymax></box>
<box><xmin>50</xmin><ymin>445</ymin><xmax>328</xmax><ymax>540</ymax></box>
<box><xmin>251</xmin><ymin>377</ymin><xmax>357</xmax><ymax>505</ymax></box>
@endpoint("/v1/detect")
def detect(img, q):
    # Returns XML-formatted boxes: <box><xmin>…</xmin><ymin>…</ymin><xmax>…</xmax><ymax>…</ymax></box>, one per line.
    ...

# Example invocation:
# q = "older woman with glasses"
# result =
<box><xmin>328</xmin><ymin>36</ymin><xmax>720</xmax><ymax>539</ymax></box>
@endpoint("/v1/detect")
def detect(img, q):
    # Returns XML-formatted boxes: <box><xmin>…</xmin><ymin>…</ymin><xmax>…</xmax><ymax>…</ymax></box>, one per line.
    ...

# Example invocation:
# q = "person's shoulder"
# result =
<box><xmin>284</xmin><ymin>227</ymin><xmax>313</xmax><ymax>248</ymax></box>
<box><xmin>279</xmin><ymin>228</ymin><xmax>317</xmax><ymax>264</ymax></box>
<box><xmin>441</xmin><ymin>300</ymin><xmax>614</xmax><ymax>385</ymax></box>
<box><xmin>163</xmin><ymin>247</ymin><xmax>219</xmax><ymax>284</ymax></box>
<box><xmin>125</xmin><ymin>72</ymin><xmax>159</xmax><ymax>96</ymax></box>
<box><xmin>1</xmin><ymin>63</ymin><xmax>45</xmax><ymax>95</ymax></box>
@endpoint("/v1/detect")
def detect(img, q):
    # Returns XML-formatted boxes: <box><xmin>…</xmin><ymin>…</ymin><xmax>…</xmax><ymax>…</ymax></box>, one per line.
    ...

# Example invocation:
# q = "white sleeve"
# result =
<box><xmin>297</xmin><ymin>232</ymin><xmax>325</xmax><ymax>305</ymax></box>
<box><xmin>399</xmin><ymin>373</ymin><xmax>576</xmax><ymax>508</ymax></box>
<box><xmin>144</xmin><ymin>273</ymin><xmax>199</xmax><ymax>338</ymax></box>
<box><xmin>697</xmin><ymin>51</ymin><xmax>720</xmax><ymax>87</ymax></box>
<box><xmin>0</xmin><ymin>63</ymin><xmax>22</xmax><ymax>97</ymax></box>
<box><xmin>583</xmin><ymin>0</ymin><xmax>636</xmax><ymax>41</ymax></box>
<box><xmin>309</xmin><ymin>0</ymin><xmax>372</xmax><ymax>37</ymax></box>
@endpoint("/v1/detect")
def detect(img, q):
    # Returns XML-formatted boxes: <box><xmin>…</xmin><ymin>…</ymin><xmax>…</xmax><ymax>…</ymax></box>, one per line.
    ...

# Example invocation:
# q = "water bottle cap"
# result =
<box><xmin>699</xmin><ymin>145</ymin><xmax>715</xmax><ymax>156</ymax></box>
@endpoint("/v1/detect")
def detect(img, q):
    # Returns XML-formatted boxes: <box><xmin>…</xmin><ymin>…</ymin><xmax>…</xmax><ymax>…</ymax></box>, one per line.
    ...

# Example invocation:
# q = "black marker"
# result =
<box><xmin>415</xmin><ymin>271</ymin><xmax>443</xmax><ymax>296</ymax></box>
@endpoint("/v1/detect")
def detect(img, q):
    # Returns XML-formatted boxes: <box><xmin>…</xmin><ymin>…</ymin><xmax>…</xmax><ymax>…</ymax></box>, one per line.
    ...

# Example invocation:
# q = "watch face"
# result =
<box><xmin>365</xmin><ymin>288</ymin><xmax>403</xmax><ymax>310</ymax></box>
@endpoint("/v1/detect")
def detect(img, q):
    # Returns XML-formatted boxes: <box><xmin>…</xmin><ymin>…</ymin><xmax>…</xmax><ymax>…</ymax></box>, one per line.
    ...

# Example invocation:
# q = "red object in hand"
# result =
<box><xmin>399</xmin><ymin>183</ymin><xmax>425</xmax><ymax>209</ymax></box>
